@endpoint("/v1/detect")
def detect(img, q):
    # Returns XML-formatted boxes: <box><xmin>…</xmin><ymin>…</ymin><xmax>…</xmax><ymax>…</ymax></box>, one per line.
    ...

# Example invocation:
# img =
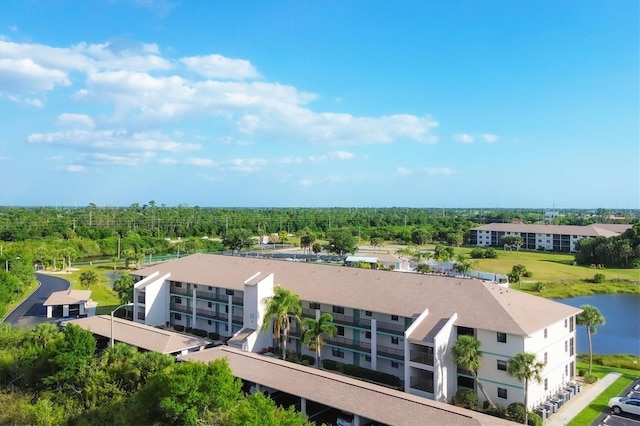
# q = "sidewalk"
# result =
<box><xmin>545</xmin><ymin>372</ymin><xmax>622</xmax><ymax>426</ymax></box>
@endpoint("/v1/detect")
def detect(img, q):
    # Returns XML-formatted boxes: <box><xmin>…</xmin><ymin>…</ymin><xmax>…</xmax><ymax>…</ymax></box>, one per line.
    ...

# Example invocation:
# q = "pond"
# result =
<box><xmin>554</xmin><ymin>293</ymin><xmax>640</xmax><ymax>356</ymax></box>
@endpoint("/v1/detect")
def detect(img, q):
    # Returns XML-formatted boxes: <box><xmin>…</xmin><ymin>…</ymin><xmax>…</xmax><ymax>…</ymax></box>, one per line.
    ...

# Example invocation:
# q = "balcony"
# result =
<box><xmin>410</xmin><ymin>376</ymin><xmax>434</xmax><ymax>393</ymax></box>
<box><xmin>232</xmin><ymin>296</ymin><xmax>244</xmax><ymax>306</ymax></box>
<box><xmin>170</xmin><ymin>302</ymin><xmax>190</xmax><ymax>314</ymax></box>
<box><xmin>137</xmin><ymin>295</ymin><xmax>145</xmax><ymax>304</ymax></box>
<box><xmin>195</xmin><ymin>290</ymin><xmax>224</xmax><ymax>302</ymax></box>
<box><xmin>170</xmin><ymin>286</ymin><xmax>190</xmax><ymax>296</ymax></box>
<box><xmin>410</xmin><ymin>349</ymin><xmax>434</xmax><ymax>366</ymax></box>
<box><xmin>232</xmin><ymin>315</ymin><xmax>243</xmax><ymax>325</ymax></box>
<box><xmin>325</xmin><ymin>335</ymin><xmax>372</xmax><ymax>352</ymax></box>
<box><xmin>136</xmin><ymin>311</ymin><xmax>146</xmax><ymax>321</ymax></box>
<box><xmin>377</xmin><ymin>320</ymin><xmax>405</xmax><ymax>335</ymax></box>
<box><xmin>377</xmin><ymin>345</ymin><xmax>404</xmax><ymax>360</ymax></box>
<box><xmin>195</xmin><ymin>308</ymin><xmax>228</xmax><ymax>322</ymax></box>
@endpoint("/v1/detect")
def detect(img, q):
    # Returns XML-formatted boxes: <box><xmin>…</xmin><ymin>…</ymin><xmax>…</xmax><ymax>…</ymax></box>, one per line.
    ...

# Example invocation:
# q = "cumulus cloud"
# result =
<box><xmin>0</xmin><ymin>57</ymin><xmax>70</xmax><ymax>94</ymax></box>
<box><xmin>422</xmin><ymin>167</ymin><xmax>454</xmax><ymax>176</ymax></box>
<box><xmin>180</xmin><ymin>54</ymin><xmax>260</xmax><ymax>80</ymax></box>
<box><xmin>480</xmin><ymin>134</ymin><xmax>499</xmax><ymax>143</ymax></box>
<box><xmin>454</xmin><ymin>133</ymin><xmax>474</xmax><ymax>143</ymax></box>
<box><xmin>185</xmin><ymin>158</ymin><xmax>216</xmax><ymax>167</ymax></box>
<box><xmin>225</xmin><ymin>158</ymin><xmax>267</xmax><ymax>173</ymax></box>
<box><xmin>64</xmin><ymin>164</ymin><xmax>87</xmax><ymax>172</ymax></box>
<box><xmin>454</xmin><ymin>133</ymin><xmax>499</xmax><ymax>144</ymax></box>
<box><xmin>328</xmin><ymin>151</ymin><xmax>355</xmax><ymax>160</ymax></box>
<box><xmin>396</xmin><ymin>166</ymin><xmax>413</xmax><ymax>176</ymax></box>
<box><xmin>56</xmin><ymin>113</ymin><xmax>95</xmax><ymax>128</ymax></box>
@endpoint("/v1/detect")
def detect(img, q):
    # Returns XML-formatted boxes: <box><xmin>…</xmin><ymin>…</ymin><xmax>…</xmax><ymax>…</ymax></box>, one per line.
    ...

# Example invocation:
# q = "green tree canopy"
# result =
<box><xmin>576</xmin><ymin>305</ymin><xmax>605</xmax><ymax>375</ymax></box>
<box><xmin>507</xmin><ymin>352</ymin><xmax>544</xmax><ymax>425</ymax></box>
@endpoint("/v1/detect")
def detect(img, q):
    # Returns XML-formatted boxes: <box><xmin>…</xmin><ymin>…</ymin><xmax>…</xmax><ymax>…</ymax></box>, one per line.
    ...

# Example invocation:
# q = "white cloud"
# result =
<box><xmin>278</xmin><ymin>156</ymin><xmax>304</xmax><ymax>165</ymax></box>
<box><xmin>396</xmin><ymin>166</ymin><xmax>413</xmax><ymax>176</ymax></box>
<box><xmin>56</xmin><ymin>113</ymin><xmax>95</xmax><ymax>128</ymax></box>
<box><xmin>422</xmin><ymin>167</ymin><xmax>454</xmax><ymax>176</ymax></box>
<box><xmin>180</xmin><ymin>54</ymin><xmax>260</xmax><ymax>80</ymax></box>
<box><xmin>454</xmin><ymin>133</ymin><xmax>474</xmax><ymax>143</ymax></box>
<box><xmin>480</xmin><ymin>134</ymin><xmax>499</xmax><ymax>143</ymax></box>
<box><xmin>328</xmin><ymin>151</ymin><xmax>355</xmax><ymax>160</ymax></box>
<box><xmin>299</xmin><ymin>179</ymin><xmax>314</xmax><ymax>186</ymax></box>
<box><xmin>185</xmin><ymin>158</ymin><xmax>216</xmax><ymax>167</ymax></box>
<box><xmin>225</xmin><ymin>158</ymin><xmax>267</xmax><ymax>173</ymax></box>
<box><xmin>158</xmin><ymin>157</ymin><xmax>178</xmax><ymax>164</ymax></box>
<box><xmin>64</xmin><ymin>164</ymin><xmax>87</xmax><ymax>172</ymax></box>
<box><xmin>0</xmin><ymin>57</ymin><xmax>70</xmax><ymax>95</ymax></box>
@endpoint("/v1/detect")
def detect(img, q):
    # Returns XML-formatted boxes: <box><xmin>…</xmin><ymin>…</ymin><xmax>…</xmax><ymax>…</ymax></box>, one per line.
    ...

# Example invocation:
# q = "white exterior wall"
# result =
<box><xmin>143</xmin><ymin>273</ymin><xmax>171</xmax><ymax>327</ymax></box>
<box><xmin>246</xmin><ymin>273</ymin><xmax>275</xmax><ymax>352</ymax></box>
<box><xmin>433</xmin><ymin>315</ymin><xmax>457</xmax><ymax>403</ymax></box>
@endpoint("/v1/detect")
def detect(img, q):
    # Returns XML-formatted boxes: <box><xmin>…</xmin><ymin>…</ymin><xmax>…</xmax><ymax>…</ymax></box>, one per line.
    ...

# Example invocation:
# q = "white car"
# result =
<box><xmin>608</xmin><ymin>397</ymin><xmax>640</xmax><ymax>416</ymax></box>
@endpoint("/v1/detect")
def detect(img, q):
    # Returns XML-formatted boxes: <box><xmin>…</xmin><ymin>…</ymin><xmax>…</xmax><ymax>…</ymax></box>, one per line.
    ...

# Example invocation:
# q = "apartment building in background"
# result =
<box><xmin>133</xmin><ymin>253</ymin><xmax>581</xmax><ymax>410</ymax></box>
<box><xmin>470</xmin><ymin>223</ymin><xmax>631</xmax><ymax>252</ymax></box>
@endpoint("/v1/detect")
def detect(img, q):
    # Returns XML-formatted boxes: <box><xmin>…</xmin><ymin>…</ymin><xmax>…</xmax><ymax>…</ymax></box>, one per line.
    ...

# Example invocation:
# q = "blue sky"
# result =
<box><xmin>0</xmin><ymin>0</ymin><xmax>638</xmax><ymax>208</ymax></box>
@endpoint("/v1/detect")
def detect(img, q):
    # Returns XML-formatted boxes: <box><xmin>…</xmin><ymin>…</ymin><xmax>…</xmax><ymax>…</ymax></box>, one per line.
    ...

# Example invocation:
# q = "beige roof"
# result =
<box><xmin>471</xmin><ymin>223</ymin><xmax>631</xmax><ymax>237</ymax></box>
<box><xmin>66</xmin><ymin>315</ymin><xmax>210</xmax><ymax>354</ymax></box>
<box><xmin>180</xmin><ymin>346</ymin><xmax>513</xmax><ymax>426</ymax></box>
<box><xmin>136</xmin><ymin>254</ymin><xmax>581</xmax><ymax>337</ymax></box>
<box><xmin>43</xmin><ymin>289</ymin><xmax>92</xmax><ymax>306</ymax></box>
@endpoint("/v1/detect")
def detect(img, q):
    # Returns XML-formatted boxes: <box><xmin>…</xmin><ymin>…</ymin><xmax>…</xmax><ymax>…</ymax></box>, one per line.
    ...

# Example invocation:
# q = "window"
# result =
<box><xmin>208</xmin><ymin>286</ymin><xmax>213</xmax><ymax>291</ymax></box>
<box><xmin>497</xmin><ymin>332</ymin><xmax>507</xmax><ymax>343</ymax></box>
<box><xmin>225</xmin><ymin>289</ymin><xmax>234</xmax><ymax>296</ymax></box>
<box><xmin>365</xmin><ymin>310</ymin><xmax>372</xmax><ymax>317</ymax></box>
<box><xmin>310</xmin><ymin>302</ymin><xmax>320</xmax><ymax>310</ymax></box>
<box><xmin>497</xmin><ymin>360</ymin><xmax>507</xmax><ymax>371</ymax></box>
<box><xmin>365</xmin><ymin>355</ymin><xmax>371</xmax><ymax>362</ymax></box>
<box><xmin>332</xmin><ymin>348</ymin><xmax>345</xmax><ymax>358</ymax></box>
<box><xmin>544</xmin><ymin>352</ymin><xmax>548</xmax><ymax>365</ymax></box>
<box><xmin>565</xmin><ymin>364</ymin><xmax>569</xmax><ymax>376</ymax></box>
<box><xmin>391</xmin><ymin>337</ymin><xmax>399</xmax><ymax>345</ymax></box>
<box><xmin>365</xmin><ymin>331</ymin><xmax>371</xmax><ymax>339</ymax></box>
<box><xmin>224</xmin><ymin>305</ymin><xmax>229</xmax><ymax>313</ymax></box>
<box><xmin>207</xmin><ymin>302</ymin><xmax>213</xmax><ymax>308</ymax></box>
<box><xmin>174</xmin><ymin>313</ymin><xmax>182</xmax><ymax>320</ymax></box>
<box><xmin>544</xmin><ymin>328</ymin><xmax>548</xmax><ymax>338</ymax></box>
<box><xmin>337</xmin><ymin>326</ymin><xmax>345</xmax><ymax>336</ymax></box>
<box><xmin>565</xmin><ymin>340</ymin><xmax>568</xmax><ymax>352</ymax></box>
<box><xmin>569</xmin><ymin>317</ymin><xmax>574</xmax><ymax>332</ymax></box>
<box><xmin>175</xmin><ymin>296</ymin><xmax>182</xmax><ymax>304</ymax></box>
<box><xmin>498</xmin><ymin>388</ymin><xmax>507</xmax><ymax>399</ymax></box>
<box><xmin>544</xmin><ymin>378</ymin><xmax>548</xmax><ymax>391</ymax></box>
<box><xmin>175</xmin><ymin>282</ymin><xmax>182</xmax><ymax>288</ymax></box>
<box><xmin>207</xmin><ymin>320</ymin><xmax>212</xmax><ymax>325</ymax></box>
<box><xmin>564</xmin><ymin>318</ymin><xmax>568</xmax><ymax>328</ymax></box>
<box><xmin>570</xmin><ymin>338</ymin><xmax>575</xmax><ymax>356</ymax></box>
<box><xmin>333</xmin><ymin>305</ymin><xmax>344</xmax><ymax>314</ymax></box>
<box><xmin>391</xmin><ymin>361</ymin><xmax>399</xmax><ymax>368</ymax></box>
<box><xmin>391</xmin><ymin>315</ymin><xmax>399</xmax><ymax>321</ymax></box>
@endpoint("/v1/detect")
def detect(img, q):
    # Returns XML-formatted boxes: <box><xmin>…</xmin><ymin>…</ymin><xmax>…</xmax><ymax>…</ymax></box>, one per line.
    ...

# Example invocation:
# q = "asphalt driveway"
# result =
<box><xmin>3</xmin><ymin>273</ymin><xmax>70</xmax><ymax>328</ymax></box>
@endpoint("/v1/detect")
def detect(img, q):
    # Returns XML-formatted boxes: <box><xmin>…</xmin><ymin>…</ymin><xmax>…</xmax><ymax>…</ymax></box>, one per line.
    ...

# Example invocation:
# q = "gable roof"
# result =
<box><xmin>43</xmin><ymin>289</ymin><xmax>92</xmax><ymax>306</ymax></box>
<box><xmin>135</xmin><ymin>253</ymin><xmax>581</xmax><ymax>337</ymax></box>
<box><xmin>471</xmin><ymin>223</ymin><xmax>631</xmax><ymax>237</ymax></box>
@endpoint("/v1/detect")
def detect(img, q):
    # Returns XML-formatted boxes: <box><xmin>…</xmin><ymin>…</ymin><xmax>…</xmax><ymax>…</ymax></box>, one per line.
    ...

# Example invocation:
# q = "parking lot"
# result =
<box><xmin>599</xmin><ymin>379</ymin><xmax>640</xmax><ymax>426</ymax></box>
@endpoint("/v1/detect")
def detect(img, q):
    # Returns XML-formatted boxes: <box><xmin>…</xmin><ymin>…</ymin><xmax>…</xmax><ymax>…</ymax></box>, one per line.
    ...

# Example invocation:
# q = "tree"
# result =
<box><xmin>222</xmin><ymin>228</ymin><xmax>254</xmax><ymax>253</ymax></box>
<box><xmin>370</xmin><ymin>237</ymin><xmax>384</xmax><ymax>252</ymax></box>
<box><xmin>80</xmin><ymin>270</ymin><xmax>99</xmax><ymax>288</ymax></box>
<box><xmin>260</xmin><ymin>287</ymin><xmax>302</xmax><ymax>360</ymax></box>
<box><xmin>300</xmin><ymin>233</ymin><xmax>316</xmax><ymax>254</ymax></box>
<box><xmin>302</xmin><ymin>312</ymin><xmax>337</xmax><ymax>368</ymax></box>
<box><xmin>507</xmin><ymin>352</ymin><xmax>544</xmax><ymax>425</ymax></box>
<box><xmin>411</xmin><ymin>228</ymin><xmax>430</xmax><ymax>245</ymax></box>
<box><xmin>452</xmin><ymin>335</ymin><xmax>496</xmax><ymax>409</ymax></box>
<box><xmin>576</xmin><ymin>305</ymin><xmax>605</xmax><ymax>375</ymax></box>
<box><xmin>415</xmin><ymin>263</ymin><xmax>430</xmax><ymax>274</ymax></box>
<box><xmin>326</xmin><ymin>229</ymin><xmax>357</xmax><ymax>256</ymax></box>
<box><xmin>453</xmin><ymin>254</ymin><xmax>472</xmax><ymax>276</ymax></box>
<box><xmin>508</xmin><ymin>264</ymin><xmax>528</xmax><ymax>288</ymax></box>
<box><xmin>501</xmin><ymin>235</ymin><xmax>523</xmax><ymax>251</ymax></box>
<box><xmin>312</xmin><ymin>242</ymin><xmax>322</xmax><ymax>255</ymax></box>
<box><xmin>113</xmin><ymin>274</ymin><xmax>135</xmax><ymax>305</ymax></box>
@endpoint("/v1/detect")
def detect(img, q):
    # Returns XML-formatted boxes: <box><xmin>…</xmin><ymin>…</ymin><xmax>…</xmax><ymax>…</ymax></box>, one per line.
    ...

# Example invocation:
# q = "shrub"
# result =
<box><xmin>533</xmin><ymin>282</ymin><xmax>546</xmax><ymax>292</ymax></box>
<box><xmin>577</xmin><ymin>369</ymin><xmax>585</xmax><ymax>376</ymax></box>
<box><xmin>191</xmin><ymin>328</ymin><xmax>208</xmax><ymax>337</ymax></box>
<box><xmin>523</xmin><ymin>270</ymin><xmax>533</xmax><ymax>278</ymax></box>
<box><xmin>484</xmin><ymin>248</ymin><xmax>498</xmax><ymax>258</ymax></box>
<box><xmin>208</xmin><ymin>332</ymin><xmax>221</xmax><ymax>340</ymax></box>
<box><xmin>583</xmin><ymin>374</ymin><xmax>598</xmax><ymax>384</ymax></box>
<box><xmin>470</xmin><ymin>248</ymin><xmax>485</xmax><ymax>259</ymax></box>
<box><xmin>300</xmin><ymin>354</ymin><xmax>315</xmax><ymax>366</ymax></box>
<box><xmin>485</xmin><ymin>405</ymin><xmax>507</xmax><ymax>419</ymax></box>
<box><xmin>507</xmin><ymin>402</ymin><xmax>526</xmax><ymax>424</ymax></box>
<box><xmin>593</xmin><ymin>273</ymin><xmax>606</xmax><ymax>283</ymax></box>
<box><xmin>185</xmin><ymin>326</ymin><xmax>193</xmax><ymax>334</ymax></box>
<box><xmin>528</xmin><ymin>411</ymin><xmax>543</xmax><ymax>426</ymax></box>
<box><xmin>455</xmin><ymin>388</ymin><xmax>477</xmax><ymax>409</ymax></box>
<box><xmin>323</xmin><ymin>359</ymin><xmax>343</xmax><ymax>372</ymax></box>
<box><xmin>174</xmin><ymin>324</ymin><xmax>185</xmax><ymax>332</ymax></box>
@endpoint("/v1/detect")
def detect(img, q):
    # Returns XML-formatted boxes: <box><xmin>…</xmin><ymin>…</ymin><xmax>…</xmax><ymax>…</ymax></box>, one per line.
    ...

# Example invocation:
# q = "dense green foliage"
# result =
<box><xmin>575</xmin><ymin>224</ymin><xmax>640</xmax><ymax>267</ymax></box>
<box><xmin>0</xmin><ymin>323</ymin><xmax>309</xmax><ymax>425</ymax></box>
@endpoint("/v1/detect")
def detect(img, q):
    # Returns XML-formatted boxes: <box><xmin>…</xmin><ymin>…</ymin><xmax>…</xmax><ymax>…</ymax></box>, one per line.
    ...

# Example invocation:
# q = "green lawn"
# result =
<box><xmin>567</xmin><ymin>361</ymin><xmax>640</xmax><ymax>426</ymax></box>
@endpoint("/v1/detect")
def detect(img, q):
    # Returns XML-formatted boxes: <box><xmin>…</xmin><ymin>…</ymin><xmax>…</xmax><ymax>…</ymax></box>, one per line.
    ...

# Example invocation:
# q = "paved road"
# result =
<box><xmin>3</xmin><ymin>273</ymin><xmax>70</xmax><ymax>328</ymax></box>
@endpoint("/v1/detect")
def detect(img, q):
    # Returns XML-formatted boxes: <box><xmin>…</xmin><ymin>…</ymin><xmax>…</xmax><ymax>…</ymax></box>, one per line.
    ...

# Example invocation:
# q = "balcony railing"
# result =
<box><xmin>195</xmin><ymin>290</ymin><xmax>226</xmax><ymax>302</ymax></box>
<box><xmin>195</xmin><ymin>308</ymin><xmax>228</xmax><ymax>322</ymax></box>
<box><xmin>410</xmin><ymin>376</ymin><xmax>434</xmax><ymax>393</ymax></box>
<box><xmin>377</xmin><ymin>345</ymin><xmax>404</xmax><ymax>360</ymax></box>
<box><xmin>410</xmin><ymin>350</ymin><xmax>434</xmax><ymax>366</ymax></box>
<box><xmin>326</xmin><ymin>335</ymin><xmax>372</xmax><ymax>352</ymax></box>
<box><xmin>170</xmin><ymin>302</ymin><xmax>190</xmax><ymax>314</ymax></box>
<box><xmin>137</xmin><ymin>312</ymin><xmax>146</xmax><ymax>321</ymax></box>
<box><xmin>232</xmin><ymin>315</ymin><xmax>243</xmax><ymax>325</ymax></box>
<box><xmin>137</xmin><ymin>296</ymin><xmax>145</xmax><ymax>304</ymax></box>
<box><xmin>377</xmin><ymin>321</ymin><xmax>405</xmax><ymax>335</ymax></box>
<box><xmin>170</xmin><ymin>286</ymin><xmax>190</xmax><ymax>296</ymax></box>
<box><xmin>232</xmin><ymin>296</ymin><xmax>244</xmax><ymax>306</ymax></box>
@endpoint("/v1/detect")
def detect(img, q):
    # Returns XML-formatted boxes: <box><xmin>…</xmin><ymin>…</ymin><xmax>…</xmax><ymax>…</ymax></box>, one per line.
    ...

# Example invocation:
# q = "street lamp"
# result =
<box><xmin>5</xmin><ymin>256</ymin><xmax>20</xmax><ymax>272</ymax></box>
<box><xmin>110</xmin><ymin>303</ymin><xmax>134</xmax><ymax>347</ymax></box>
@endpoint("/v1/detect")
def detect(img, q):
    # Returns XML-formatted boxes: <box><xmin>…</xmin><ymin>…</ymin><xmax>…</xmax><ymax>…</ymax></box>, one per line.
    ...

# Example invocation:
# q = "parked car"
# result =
<box><xmin>608</xmin><ymin>397</ymin><xmax>640</xmax><ymax>416</ymax></box>
<box><xmin>336</xmin><ymin>412</ymin><xmax>354</xmax><ymax>426</ymax></box>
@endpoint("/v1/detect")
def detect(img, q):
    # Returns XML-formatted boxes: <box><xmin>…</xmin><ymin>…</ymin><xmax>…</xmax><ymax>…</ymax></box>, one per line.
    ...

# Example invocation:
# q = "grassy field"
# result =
<box><xmin>568</xmin><ymin>359</ymin><xmax>640</xmax><ymax>426</ymax></box>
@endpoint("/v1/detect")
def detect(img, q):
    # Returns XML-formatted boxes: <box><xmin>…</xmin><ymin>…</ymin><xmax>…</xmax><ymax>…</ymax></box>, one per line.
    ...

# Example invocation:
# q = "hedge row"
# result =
<box><xmin>322</xmin><ymin>359</ymin><xmax>402</xmax><ymax>388</ymax></box>
<box><xmin>171</xmin><ymin>325</ymin><xmax>220</xmax><ymax>341</ymax></box>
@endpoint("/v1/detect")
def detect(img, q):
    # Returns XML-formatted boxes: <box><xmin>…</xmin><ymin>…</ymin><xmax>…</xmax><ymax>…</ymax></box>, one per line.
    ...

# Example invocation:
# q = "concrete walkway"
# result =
<box><xmin>545</xmin><ymin>372</ymin><xmax>622</xmax><ymax>426</ymax></box>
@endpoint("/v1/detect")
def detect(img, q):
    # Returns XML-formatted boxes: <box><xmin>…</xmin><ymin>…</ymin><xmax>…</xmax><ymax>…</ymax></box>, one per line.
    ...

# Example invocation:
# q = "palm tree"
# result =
<box><xmin>576</xmin><ymin>305</ymin><xmax>605</xmax><ymax>375</ymax></box>
<box><xmin>302</xmin><ymin>312</ymin><xmax>337</xmax><ymax>368</ymax></box>
<box><xmin>452</xmin><ymin>335</ymin><xmax>496</xmax><ymax>408</ymax></box>
<box><xmin>260</xmin><ymin>286</ymin><xmax>302</xmax><ymax>360</ymax></box>
<box><xmin>507</xmin><ymin>352</ymin><xmax>544</xmax><ymax>425</ymax></box>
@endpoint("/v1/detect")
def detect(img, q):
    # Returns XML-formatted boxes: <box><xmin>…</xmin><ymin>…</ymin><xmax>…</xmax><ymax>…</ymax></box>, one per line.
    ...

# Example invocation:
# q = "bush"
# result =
<box><xmin>533</xmin><ymin>282</ymin><xmax>546</xmax><ymax>292</ymax></box>
<box><xmin>323</xmin><ymin>359</ymin><xmax>343</xmax><ymax>372</ymax></box>
<box><xmin>484</xmin><ymin>248</ymin><xmax>498</xmax><ymax>258</ymax></box>
<box><xmin>507</xmin><ymin>402</ymin><xmax>526</xmax><ymax>424</ymax></box>
<box><xmin>583</xmin><ymin>374</ymin><xmax>598</xmax><ymax>384</ymax></box>
<box><xmin>470</xmin><ymin>248</ymin><xmax>485</xmax><ymax>259</ymax></box>
<box><xmin>208</xmin><ymin>332</ymin><xmax>221</xmax><ymax>340</ymax></box>
<box><xmin>191</xmin><ymin>328</ymin><xmax>208</xmax><ymax>337</ymax></box>
<box><xmin>300</xmin><ymin>354</ymin><xmax>315</xmax><ymax>366</ymax></box>
<box><xmin>523</xmin><ymin>271</ymin><xmax>533</xmax><ymax>278</ymax></box>
<box><xmin>593</xmin><ymin>273</ymin><xmax>606</xmax><ymax>283</ymax></box>
<box><xmin>174</xmin><ymin>324</ymin><xmax>185</xmax><ymax>332</ymax></box>
<box><xmin>455</xmin><ymin>388</ymin><xmax>477</xmax><ymax>409</ymax></box>
<box><xmin>528</xmin><ymin>411</ymin><xmax>543</xmax><ymax>426</ymax></box>
<box><xmin>485</xmin><ymin>405</ymin><xmax>507</xmax><ymax>419</ymax></box>
<box><xmin>185</xmin><ymin>326</ymin><xmax>193</xmax><ymax>334</ymax></box>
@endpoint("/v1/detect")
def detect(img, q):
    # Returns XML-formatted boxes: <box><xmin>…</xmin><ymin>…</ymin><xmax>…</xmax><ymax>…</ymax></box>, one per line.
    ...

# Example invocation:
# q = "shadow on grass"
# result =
<box><xmin>540</xmin><ymin>259</ymin><xmax>577</xmax><ymax>266</ymax></box>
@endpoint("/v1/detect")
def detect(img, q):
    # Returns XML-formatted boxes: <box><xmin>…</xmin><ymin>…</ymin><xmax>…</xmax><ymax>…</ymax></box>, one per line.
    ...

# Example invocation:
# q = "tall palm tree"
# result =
<box><xmin>452</xmin><ymin>335</ymin><xmax>496</xmax><ymax>408</ymax></box>
<box><xmin>576</xmin><ymin>305</ymin><xmax>605</xmax><ymax>375</ymax></box>
<box><xmin>302</xmin><ymin>312</ymin><xmax>337</xmax><ymax>368</ymax></box>
<box><xmin>507</xmin><ymin>352</ymin><xmax>544</xmax><ymax>425</ymax></box>
<box><xmin>260</xmin><ymin>286</ymin><xmax>302</xmax><ymax>360</ymax></box>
